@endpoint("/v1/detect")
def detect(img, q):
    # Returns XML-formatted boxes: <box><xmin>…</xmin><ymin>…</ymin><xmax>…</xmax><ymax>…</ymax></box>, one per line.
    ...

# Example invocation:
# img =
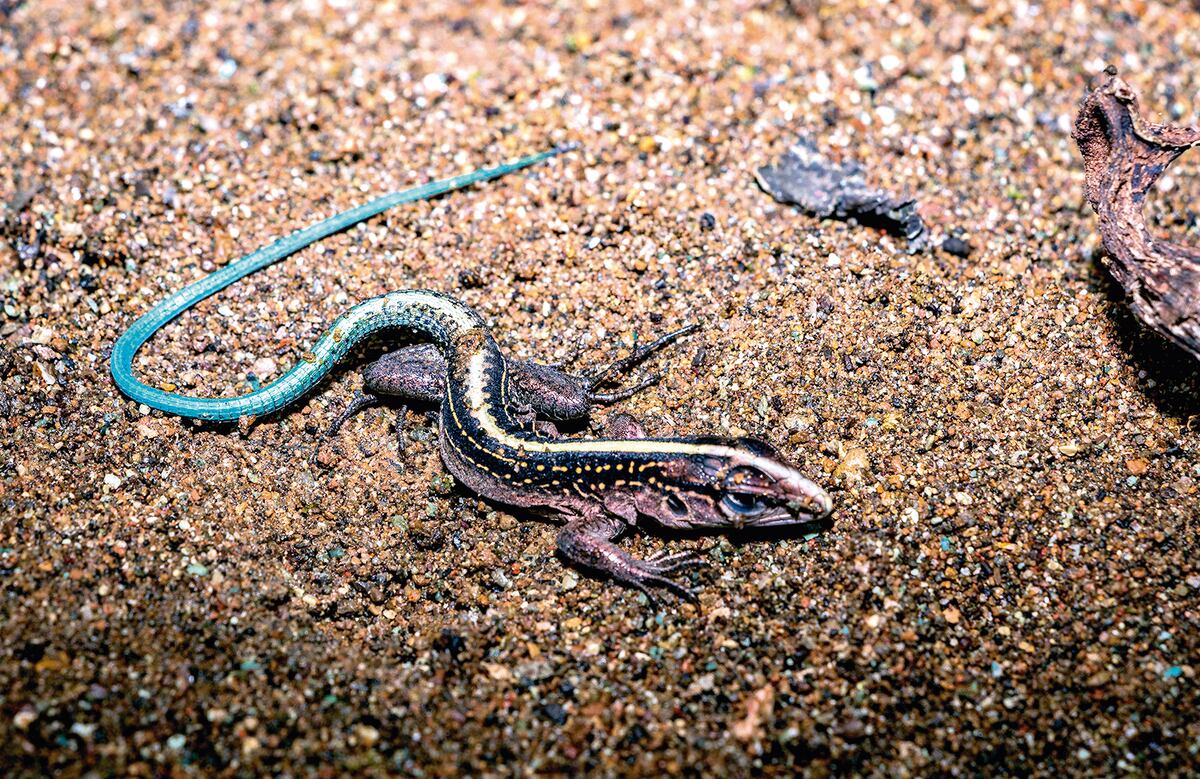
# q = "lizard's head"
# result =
<box><xmin>629</xmin><ymin>438</ymin><xmax>832</xmax><ymax>530</ymax></box>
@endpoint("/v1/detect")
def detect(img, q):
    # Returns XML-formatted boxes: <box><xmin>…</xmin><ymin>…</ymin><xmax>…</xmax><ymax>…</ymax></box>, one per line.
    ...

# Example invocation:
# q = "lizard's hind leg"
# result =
<box><xmin>322</xmin><ymin>344</ymin><xmax>447</xmax><ymax>446</ymax></box>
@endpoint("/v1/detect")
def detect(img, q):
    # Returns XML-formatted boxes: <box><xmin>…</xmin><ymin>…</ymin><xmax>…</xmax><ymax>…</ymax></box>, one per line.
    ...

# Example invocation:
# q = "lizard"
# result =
<box><xmin>317</xmin><ymin>322</ymin><xmax>699</xmax><ymax>451</ymax></box>
<box><xmin>110</xmin><ymin>145</ymin><xmax>833</xmax><ymax>603</ymax></box>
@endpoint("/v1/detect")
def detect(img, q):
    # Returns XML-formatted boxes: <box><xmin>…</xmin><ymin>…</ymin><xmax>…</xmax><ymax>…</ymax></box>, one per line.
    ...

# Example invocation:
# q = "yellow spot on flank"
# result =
<box><xmin>536</xmin><ymin>464</ymin><xmax>545</xmax><ymax>471</ymax></box>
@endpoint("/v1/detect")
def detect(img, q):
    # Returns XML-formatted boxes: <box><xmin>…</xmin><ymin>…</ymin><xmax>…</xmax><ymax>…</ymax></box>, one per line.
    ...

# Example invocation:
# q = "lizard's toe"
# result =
<box><xmin>628</xmin><ymin>567</ymin><xmax>700</xmax><ymax>606</ymax></box>
<box><xmin>644</xmin><ymin>548</ymin><xmax>709</xmax><ymax>574</ymax></box>
<box><xmin>643</xmin><ymin>573</ymin><xmax>699</xmax><ymax>604</ymax></box>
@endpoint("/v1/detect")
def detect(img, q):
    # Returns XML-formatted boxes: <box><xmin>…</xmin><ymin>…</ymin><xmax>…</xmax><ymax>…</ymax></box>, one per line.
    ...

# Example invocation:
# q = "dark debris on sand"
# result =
<box><xmin>756</xmin><ymin>137</ymin><xmax>929</xmax><ymax>252</ymax></box>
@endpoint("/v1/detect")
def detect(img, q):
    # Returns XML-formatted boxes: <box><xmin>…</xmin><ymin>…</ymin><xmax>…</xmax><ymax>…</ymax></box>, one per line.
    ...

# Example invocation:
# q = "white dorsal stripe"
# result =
<box><xmin>463</xmin><ymin>351</ymin><xmax>743</xmax><ymax>459</ymax></box>
<box><xmin>407</xmin><ymin>294</ymin><xmax>778</xmax><ymax>466</ymax></box>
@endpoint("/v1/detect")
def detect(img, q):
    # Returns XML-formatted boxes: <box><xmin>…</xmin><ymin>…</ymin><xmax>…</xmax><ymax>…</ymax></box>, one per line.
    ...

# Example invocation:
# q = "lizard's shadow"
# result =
<box><xmin>648</xmin><ymin>516</ymin><xmax>835</xmax><ymax>547</ymax></box>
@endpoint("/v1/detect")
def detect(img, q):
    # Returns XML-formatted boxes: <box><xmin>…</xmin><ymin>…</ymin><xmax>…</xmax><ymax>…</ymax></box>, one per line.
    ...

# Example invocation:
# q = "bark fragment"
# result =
<box><xmin>755</xmin><ymin>137</ymin><xmax>928</xmax><ymax>252</ymax></box>
<box><xmin>1073</xmin><ymin>71</ymin><xmax>1200</xmax><ymax>360</ymax></box>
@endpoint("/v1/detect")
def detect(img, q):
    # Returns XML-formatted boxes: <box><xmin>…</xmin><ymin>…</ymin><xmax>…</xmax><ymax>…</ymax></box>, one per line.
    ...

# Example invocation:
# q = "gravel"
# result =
<box><xmin>2</xmin><ymin>0</ymin><xmax>1199</xmax><ymax>774</ymax></box>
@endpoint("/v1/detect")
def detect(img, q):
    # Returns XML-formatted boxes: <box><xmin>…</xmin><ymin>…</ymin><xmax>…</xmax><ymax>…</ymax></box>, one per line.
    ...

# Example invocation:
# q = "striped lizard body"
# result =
<box><xmin>110</xmin><ymin>146</ymin><xmax>832</xmax><ymax>604</ymax></box>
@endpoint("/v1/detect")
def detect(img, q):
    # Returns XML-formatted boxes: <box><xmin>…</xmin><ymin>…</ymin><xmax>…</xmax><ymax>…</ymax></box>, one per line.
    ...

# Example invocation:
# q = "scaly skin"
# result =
<box><xmin>320</xmin><ymin>325</ymin><xmax>696</xmax><ymax>444</ymax></box>
<box><xmin>110</xmin><ymin>146</ymin><xmax>833</xmax><ymax>604</ymax></box>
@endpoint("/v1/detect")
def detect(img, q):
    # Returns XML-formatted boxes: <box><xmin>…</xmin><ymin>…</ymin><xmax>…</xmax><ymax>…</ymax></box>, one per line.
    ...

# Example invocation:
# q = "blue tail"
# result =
<box><xmin>110</xmin><ymin>144</ymin><xmax>574</xmax><ymax>420</ymax></box>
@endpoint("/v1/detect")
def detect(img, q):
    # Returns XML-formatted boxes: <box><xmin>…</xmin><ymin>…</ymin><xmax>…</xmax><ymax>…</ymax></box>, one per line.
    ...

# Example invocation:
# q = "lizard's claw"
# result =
<box><xmin>631</xmin><ymin>573</ymin><xmax>700</xmax><ymax>608</ymax></box>
<box><xmin>625</xmin><ymin>551</ymin><xmax>707</xmax><ymax>606</ymax></box>
<box><xmin>324</xmin><ymin>390</ymin><xmax>381</xmax><ymax>440</ymax></box>
<box><xmin>310</xmin><ymin>390</ymin><xmax>381</xmax><ymax>466</ymax></box>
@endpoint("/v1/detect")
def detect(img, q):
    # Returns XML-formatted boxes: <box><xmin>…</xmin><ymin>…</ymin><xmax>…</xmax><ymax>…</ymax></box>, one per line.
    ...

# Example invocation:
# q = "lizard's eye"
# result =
<box><xmin>664</xmin><ymin>493</ymin><xmax>689</xmax><ymax>516</ymax></box>
<box><xmin>721</xmin><ymin>492</ymin><xmax>765</xmax><ymax>516</ymax></box>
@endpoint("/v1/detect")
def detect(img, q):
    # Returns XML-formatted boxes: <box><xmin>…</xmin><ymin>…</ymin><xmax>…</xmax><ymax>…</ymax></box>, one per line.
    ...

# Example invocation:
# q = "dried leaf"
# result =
<box><xmin>1073</xmin><ymin>71</ymin><xmax>1200</xmax><ymax>360</ymax></box>
<box><xmin>756</xmin><ymin>137</ymin><xmax>928</xmax><ymax>251</ymax></box>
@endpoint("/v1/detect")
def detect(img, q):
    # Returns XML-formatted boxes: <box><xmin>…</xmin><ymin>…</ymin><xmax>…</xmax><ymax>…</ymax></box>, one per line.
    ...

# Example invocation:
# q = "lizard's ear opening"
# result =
<box><xmin>633</xmin><ymin>487</ymin><xmax>711</xmax><ymax>529</ymax></box>
<box><xmin>663</xmin><ymin>493</ymin><xmax>689</xmax><ymax>517</ymax></box>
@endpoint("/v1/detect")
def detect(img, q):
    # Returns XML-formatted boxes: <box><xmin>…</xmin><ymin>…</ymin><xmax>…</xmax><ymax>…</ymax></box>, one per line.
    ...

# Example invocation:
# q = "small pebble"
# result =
<box><xmin>941</xmin><ymin>236</ymin><xmax>973</xmax><ymax>257</ymax></box>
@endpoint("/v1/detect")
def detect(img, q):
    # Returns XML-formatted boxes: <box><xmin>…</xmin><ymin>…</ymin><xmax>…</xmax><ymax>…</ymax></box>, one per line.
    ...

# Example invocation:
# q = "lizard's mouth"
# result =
<box><xmin>740</xmin><ymin>500</ymin><xmax>829</xmax><ymax>528</ymax></box>
<box><xmin>788</xmin><ymin>490</ymin><xmax>833</xmax><ymax>521</ymax></box>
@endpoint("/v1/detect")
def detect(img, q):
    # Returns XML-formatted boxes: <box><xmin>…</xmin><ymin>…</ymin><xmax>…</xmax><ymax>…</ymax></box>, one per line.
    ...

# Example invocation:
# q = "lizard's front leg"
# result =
<box><xmin>556</xmin><ymin>513</ymin><xmax>705</xmax><ymax>606</ymax></box>
<box><xmin>604</xmin><ymin>412</ymin><xmax>647</xmax><ymax>439</ymax></box>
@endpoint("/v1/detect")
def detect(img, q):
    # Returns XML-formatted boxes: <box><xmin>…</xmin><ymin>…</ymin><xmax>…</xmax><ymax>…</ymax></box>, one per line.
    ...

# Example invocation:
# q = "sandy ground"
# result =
<box><xmin>2</xmin><ymin>0</ymin><xmax>1199</xmax><ymax>774</ymax></box>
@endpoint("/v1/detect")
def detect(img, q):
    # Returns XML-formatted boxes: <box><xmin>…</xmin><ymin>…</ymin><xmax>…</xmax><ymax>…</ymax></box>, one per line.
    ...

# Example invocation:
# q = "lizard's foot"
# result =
<box><xmin>644</xmin><ymin>547</ymin><xmax>709</xmax><ymax>573</ymax></box>
<box><xmin>311</xmin><ymin>390</ymin><xmax>380</xmax><ymax>465</ymax></box>
<box><xmin>557</xmin><ymin>515</ymin><xmax>707</xmax><ymax>607</ymax></box>
<box><xmin>622</xmin><ymin>553</ymin><xmax>704</xmax><ymax>606</ymax></box>
<box><xmin>585</xmin><ymin>324</ymin><xmax>699</xmax><ymax>404</ymax></box>
<box><xmin>324</xmin><ymin>390</ymin><xmax>380</xmax><ymax>440</ymax></box>
<box><xmin>509</xmin><ymin>401</ymin><xmax>538</xmax><ymax>431</ymax></box>
<box><xmin>507</xmin><ymin>401</ymin><xmax>563</xmax><ymax>437</ymax></box>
